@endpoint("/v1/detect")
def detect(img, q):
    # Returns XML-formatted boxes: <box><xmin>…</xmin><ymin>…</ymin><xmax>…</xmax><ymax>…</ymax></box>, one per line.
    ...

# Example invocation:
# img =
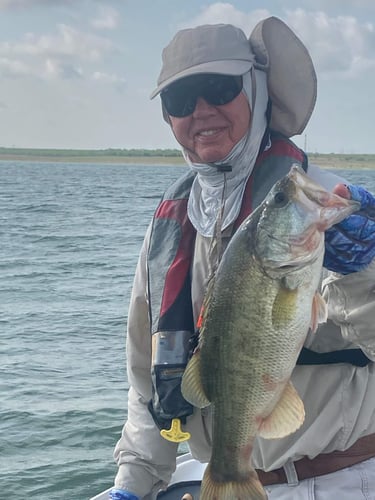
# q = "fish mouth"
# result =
<box><xmin>254</xmin><ymin>164</ymin><xmax>359</xmax><ymax>274</ymax></box>
<box><xmin>288</xmin><ymin>165</ymin><xmax>360</xmax><ymax>229</ymax></box>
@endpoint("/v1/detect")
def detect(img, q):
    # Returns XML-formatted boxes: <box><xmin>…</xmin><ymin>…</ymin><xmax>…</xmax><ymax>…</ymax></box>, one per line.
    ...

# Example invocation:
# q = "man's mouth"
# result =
<box><xmin>197</xmin><ymin>128</ymin><xmax>222</xmax><ymax>137</ymax></box>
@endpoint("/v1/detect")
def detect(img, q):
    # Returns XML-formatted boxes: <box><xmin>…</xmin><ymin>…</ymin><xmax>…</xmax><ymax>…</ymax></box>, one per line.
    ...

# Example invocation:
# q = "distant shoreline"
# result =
<box><xmin>0</xmin><ymin>151</ymin><xmax>374</xmax><ymax>169</ymax></box>
<box><xmin>0</xmin><ymin>154</ymin><xmax>186</xmax><ymax>165</ymax></box>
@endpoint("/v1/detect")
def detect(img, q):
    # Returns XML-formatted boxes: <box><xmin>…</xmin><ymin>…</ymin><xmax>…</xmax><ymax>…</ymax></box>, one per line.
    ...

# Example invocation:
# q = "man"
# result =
<box><xmin>110</xmin><ymin>17</ymin><xmax>375</xmax><ymax>500</ymax></box>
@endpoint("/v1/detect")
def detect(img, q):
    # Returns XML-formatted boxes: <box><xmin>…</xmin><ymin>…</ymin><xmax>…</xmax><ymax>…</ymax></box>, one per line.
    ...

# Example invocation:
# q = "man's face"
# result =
<box><xmin>162</xmin><ymin>74</ymin><xmax>251</xmax><ymax>163</ymax></box>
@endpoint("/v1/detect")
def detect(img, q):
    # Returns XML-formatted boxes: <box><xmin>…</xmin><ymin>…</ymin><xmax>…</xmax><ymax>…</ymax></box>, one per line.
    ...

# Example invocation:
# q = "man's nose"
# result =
<box><xmin>192</xmin><ymin>96</ymin><xmax>216</xmax><ymax>117</ymax></box>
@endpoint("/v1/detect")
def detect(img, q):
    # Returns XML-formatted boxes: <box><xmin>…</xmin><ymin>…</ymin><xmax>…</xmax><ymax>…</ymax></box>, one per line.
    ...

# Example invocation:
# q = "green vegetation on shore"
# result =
<box><xmin>0</xmin><ymin>147</ymin><xmax>374</xmax><ymax>169</ymax></box>
<box><xmin>308</xmin><ymin>153</ymin><xmax>375</xmax><ymax>170</ymax></box>
<box><xmin>0</xmin><ymin>147</ymin><xmax>185</xmax><ymax>164</ymax></box>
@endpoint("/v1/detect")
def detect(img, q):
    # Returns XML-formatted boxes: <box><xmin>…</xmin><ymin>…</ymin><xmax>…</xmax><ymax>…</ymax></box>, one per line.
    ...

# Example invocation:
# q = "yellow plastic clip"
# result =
<box><xmin>160</xmin><ymin>418</ymin><xmax>191</xmax><ymax>443</ymax></box>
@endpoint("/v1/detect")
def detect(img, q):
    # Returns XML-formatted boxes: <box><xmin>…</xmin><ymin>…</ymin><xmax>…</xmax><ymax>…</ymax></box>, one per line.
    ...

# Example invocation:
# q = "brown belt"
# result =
<box><xmin>256</xmin><ymin>433</ymin><xmax>375</xmax><ymax>486</ymax></box>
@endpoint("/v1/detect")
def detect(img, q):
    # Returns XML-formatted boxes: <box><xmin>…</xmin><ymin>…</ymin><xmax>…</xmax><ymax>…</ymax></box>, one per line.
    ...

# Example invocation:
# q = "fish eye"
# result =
<box><xmin>273</xmin><ymin>191</ymin><xmax>288</xmax><ymax>207</ymax></box>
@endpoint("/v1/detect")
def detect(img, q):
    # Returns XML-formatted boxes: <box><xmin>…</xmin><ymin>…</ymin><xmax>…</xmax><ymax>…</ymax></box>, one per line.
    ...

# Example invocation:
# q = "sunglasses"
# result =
<box><xmin>160</xmin><ymin>74</ymin><xmax>243</xmax><ymax>118</ymax></box>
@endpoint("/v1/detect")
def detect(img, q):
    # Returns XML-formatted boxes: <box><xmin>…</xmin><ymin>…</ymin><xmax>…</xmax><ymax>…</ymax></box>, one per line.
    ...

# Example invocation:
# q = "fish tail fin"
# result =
<box><xmin>200</xmin><ymin>465</ymin><xmax>266</xmax><ymax>499</ymax></box>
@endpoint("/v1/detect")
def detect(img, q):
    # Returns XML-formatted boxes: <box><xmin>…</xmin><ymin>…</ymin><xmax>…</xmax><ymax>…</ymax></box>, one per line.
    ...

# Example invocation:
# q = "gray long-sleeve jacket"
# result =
<box><xmin>113</xmin><ymin>164</ymin><xmax>375</xmax><ymax>499</ymax></box>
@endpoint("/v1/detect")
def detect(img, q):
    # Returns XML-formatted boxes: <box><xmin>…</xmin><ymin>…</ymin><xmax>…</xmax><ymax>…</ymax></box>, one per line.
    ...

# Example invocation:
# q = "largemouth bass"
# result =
<box><xmin>181</xmin><ymin>165</ymin><xmax>360</xmax><ymax>499</ymax></box>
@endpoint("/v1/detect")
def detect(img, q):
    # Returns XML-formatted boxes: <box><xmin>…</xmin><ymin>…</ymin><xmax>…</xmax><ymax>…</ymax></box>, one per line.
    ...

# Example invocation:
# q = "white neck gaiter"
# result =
<box><xmin>183</xmin><ymin>69</ymin><xmax>269</xmax><ymax>237</ymax></box>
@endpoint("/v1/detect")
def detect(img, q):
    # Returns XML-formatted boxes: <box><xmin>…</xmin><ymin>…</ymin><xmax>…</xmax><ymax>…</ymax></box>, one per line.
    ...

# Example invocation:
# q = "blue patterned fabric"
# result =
<box><xmin>324</xmin><ymin>184</ymin><xmax>375</xmax><ymax>274</ymax></box>
<box><xmin>109</xmin><ymin>489</ymin><xmax>139</xmax><ymax>500</ymax></box>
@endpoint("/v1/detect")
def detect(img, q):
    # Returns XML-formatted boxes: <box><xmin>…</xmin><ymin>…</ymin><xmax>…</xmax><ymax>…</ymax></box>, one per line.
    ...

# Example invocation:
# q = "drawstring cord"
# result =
<box><xmin>215</xmin><ymin>172</ymin><xmax>227</xmax><ymax>265</ymax></box>
<box><xmin>207</xmin><ymin>169</ymin><xmax>229</xmax><ymax>275</ymax></box>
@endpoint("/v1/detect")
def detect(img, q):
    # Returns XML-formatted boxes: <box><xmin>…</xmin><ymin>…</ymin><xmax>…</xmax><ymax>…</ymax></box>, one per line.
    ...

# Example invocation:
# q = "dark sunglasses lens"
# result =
<box><xmin>161</xmin><ymin>84</ymin><xmax>196</xmax><ymax>118</ymax></box>
<box><xmin>205</xmin><ymin>75</ymin><xmax>243</xmax><ymax>106</ymax></box>
<box><xmin>161</xmin><ymin>74</ymin><xmax>243</xmax><ymax>118</ymax></box>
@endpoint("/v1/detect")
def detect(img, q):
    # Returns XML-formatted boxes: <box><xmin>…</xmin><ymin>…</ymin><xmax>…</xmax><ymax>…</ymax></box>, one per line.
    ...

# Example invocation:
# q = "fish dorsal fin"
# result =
<box><xmin>310</xmin><ymin>292</ymin><xmax>328</xmax><ymax>333</ymax></box>
<box><xmin>258</xmin><ymin>381</ymin><xmax>305</xmax><ymax>439</ymax></box>
<box><xmin>181</xmin><ymin>351</ymin><xmax>211</xmax><ymax>409</ymax></box>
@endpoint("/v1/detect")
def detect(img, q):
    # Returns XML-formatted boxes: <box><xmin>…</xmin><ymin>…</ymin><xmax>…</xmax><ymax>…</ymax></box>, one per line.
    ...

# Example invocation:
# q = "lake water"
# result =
<box><xmin>1</xmin><ymin>161</ymin><xmax>374</xmax><ymax>500</ymax></box>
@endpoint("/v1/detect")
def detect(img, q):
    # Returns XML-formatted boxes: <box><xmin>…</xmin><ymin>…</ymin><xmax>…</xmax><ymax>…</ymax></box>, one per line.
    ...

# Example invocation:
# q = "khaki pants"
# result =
<box><xmin>265</xmin><ymin>457</ymin><xmax>375</xmax><ymax>499</ymax></box>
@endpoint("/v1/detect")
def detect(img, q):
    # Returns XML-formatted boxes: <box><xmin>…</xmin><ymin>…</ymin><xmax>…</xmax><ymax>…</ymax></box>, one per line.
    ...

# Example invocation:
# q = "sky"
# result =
<box><xmin>0</xmin><ymin>0</ymin><xmax>374</xmax><ymax>153</ymax></box>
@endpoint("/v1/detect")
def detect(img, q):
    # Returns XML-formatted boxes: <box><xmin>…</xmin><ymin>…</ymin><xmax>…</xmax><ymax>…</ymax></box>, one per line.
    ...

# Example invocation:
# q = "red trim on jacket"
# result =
<box><xmin>155</xmin><ymin>199</ymin><xmax>195</xmax><ymax>319</ymax></box>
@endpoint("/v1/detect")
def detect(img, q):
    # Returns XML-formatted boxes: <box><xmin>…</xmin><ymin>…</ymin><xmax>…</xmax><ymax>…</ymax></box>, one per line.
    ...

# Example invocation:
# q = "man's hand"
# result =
<box><xmin>324</xmin><ymin>183</ymin><xmax>375</xmax><ymax>274</ymax></box>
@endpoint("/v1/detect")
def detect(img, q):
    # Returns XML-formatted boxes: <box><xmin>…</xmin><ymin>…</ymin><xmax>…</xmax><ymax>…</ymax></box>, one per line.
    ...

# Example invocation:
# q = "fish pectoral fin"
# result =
<box><xmin>258</xmin><ymin>381</ymin><xmax>305</xmax><ymax>439</ymax></box>
<box><xmin>272</xmin><ymin>286</ymin><xmax>298</xmax><ymax>329</ymax></box>
<box><xmin>310</xmin><ymin>292</ymin><xmax>328</xmax><ymax>333</ymax></box>
<box><xmin>181</xmin><ymin>351</ymin><xmax>210</xmax><ymax>408</ymax></box>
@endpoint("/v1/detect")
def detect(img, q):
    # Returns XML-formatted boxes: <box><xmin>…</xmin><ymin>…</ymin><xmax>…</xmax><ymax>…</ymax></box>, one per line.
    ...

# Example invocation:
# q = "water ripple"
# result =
<box><xmin>1</xmin><ymin>163</ymin><xmax>373</xmax><ymax>499</ymax></box>
<box><xmin>1</xmin><ymin>161</ymin><xmax>183</xmax><ymax>500</ymax></box>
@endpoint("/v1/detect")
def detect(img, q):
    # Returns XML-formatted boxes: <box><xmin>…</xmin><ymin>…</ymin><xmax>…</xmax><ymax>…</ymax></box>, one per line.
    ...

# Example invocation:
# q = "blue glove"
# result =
<box><xmin>324</xmin><ymin>184</ymin><xmax>375</xmax><ymax>274</ymax></box>
<box><xmin>109</xmin><ymin>489</ymin><xmax>139</xmax><ymax>500</ymax></box>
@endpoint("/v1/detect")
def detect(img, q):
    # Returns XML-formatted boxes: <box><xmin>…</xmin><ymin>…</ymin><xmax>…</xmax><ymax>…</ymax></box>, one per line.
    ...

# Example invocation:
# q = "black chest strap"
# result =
<box><xmin>297</xmin><ymin>347</ymin><xmax>371</xmax><ymax>367</ymax></box>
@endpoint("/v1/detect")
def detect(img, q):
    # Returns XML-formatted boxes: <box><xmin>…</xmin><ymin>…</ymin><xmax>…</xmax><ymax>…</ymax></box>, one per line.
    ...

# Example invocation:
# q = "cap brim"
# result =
<box><xmin>150</xmin><ymin>60</ymin><xmax>252</xmax><ymax>99</ymax></box>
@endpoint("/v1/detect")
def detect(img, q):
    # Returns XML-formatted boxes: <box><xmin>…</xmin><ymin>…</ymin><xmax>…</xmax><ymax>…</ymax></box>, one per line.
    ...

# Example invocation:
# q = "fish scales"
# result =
<box><xmin>181</xmin><ymin>166</ymin><xmax>360</xmax><ymax>499</ymax></box>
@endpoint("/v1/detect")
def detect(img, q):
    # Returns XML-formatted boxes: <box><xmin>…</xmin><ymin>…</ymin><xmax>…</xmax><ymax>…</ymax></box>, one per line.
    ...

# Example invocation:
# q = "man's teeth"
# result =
<box><xmin>199</xmin><ymin>129</ymin><xmax>218</xmax><ymax>136</ymax></box>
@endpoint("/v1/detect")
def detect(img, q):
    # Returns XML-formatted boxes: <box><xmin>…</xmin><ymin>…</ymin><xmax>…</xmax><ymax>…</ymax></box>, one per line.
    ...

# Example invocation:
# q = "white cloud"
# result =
<box><xmin>187</xmin><ymin>4</ymin><xmax>375</xmax><ymax>78</ymax></box>
<box><xmin>90</xmin><ymin>6</ymin><xmax>119</xmax><ymax>30</ymax></box>
<box><xmin>181</xmin><ymin>3</ymin><xmax>270</xmax><ymax>33</ymax></box>
<box><xmin>0</xmin><ymin>0</ymin><xmax>74</xmax><ymax>8</ymax></box>
<box><xmin>0</xmin><ymin>57</ymin><xmax>31</xmax><ymax>77</ymax></box>
<box><xmin>301</xmin><ymin>0</ymin><xmax>375</xmax><ymax>8</ymax></box>
<box><xmin>45</xmin><ymin>58</ymin><xmax>83</xmax><ymax>79</ymax></box>
<box><xmin>92</xmin><ymin>71</ymin><xmax>126</xmax><ymax>84</ymax></box>
<box><xmin>11</xmin><ymin>24</ymin><xmax>114</xmax><ymax>61</ymax></box>
<box><xmin>286</xmin><ymin>9</ymin><xmax>375</xmax><ymax>77</ymax></box>
<box><xmin>0</xmin><ymin>23</ymin><xmax>117</xmax><ymax>80</ymax></box>
<box><xmin>92</xmin><ymin>70</ymin><xmax>126</xmax><ymax>91</ymax></box>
